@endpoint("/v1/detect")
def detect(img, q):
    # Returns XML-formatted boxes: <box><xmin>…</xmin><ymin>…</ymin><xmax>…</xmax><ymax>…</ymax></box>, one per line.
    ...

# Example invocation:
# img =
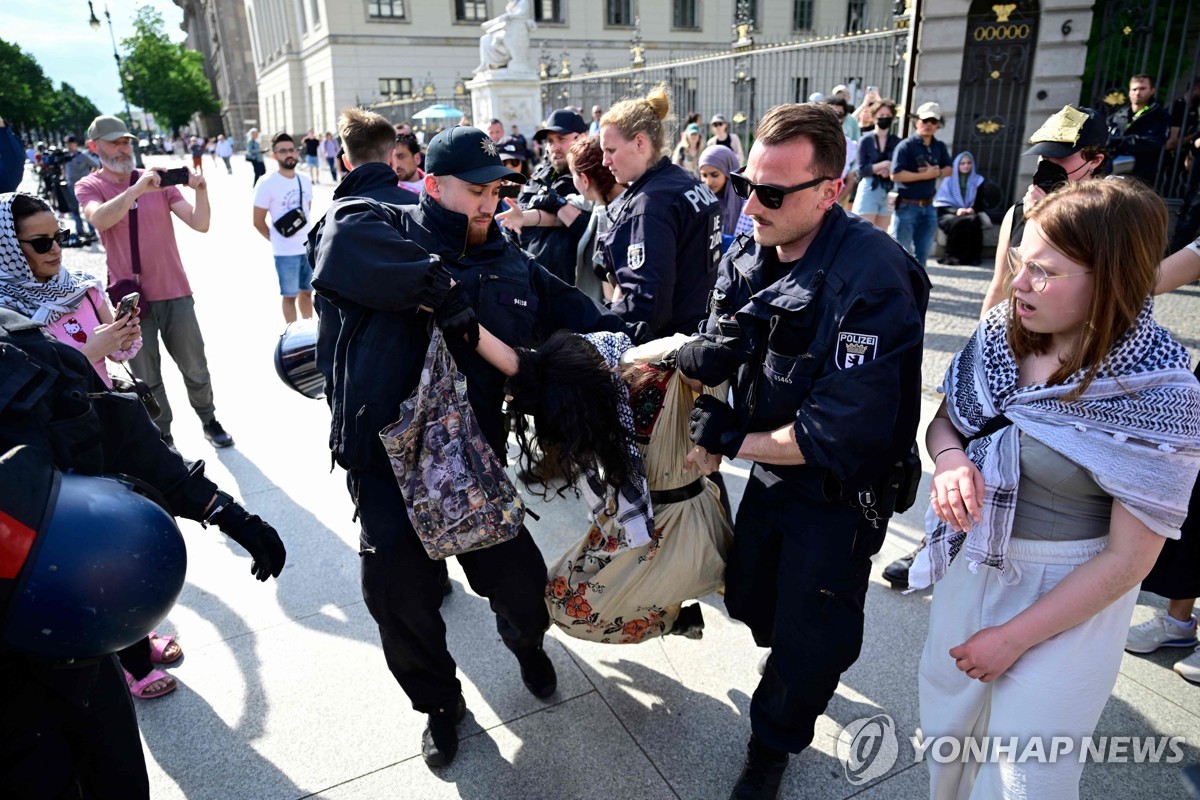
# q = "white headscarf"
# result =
<box><xmin>0</xmin><ymin>192</ymin><xmax>103</xmax><ymax>324</ymax></box>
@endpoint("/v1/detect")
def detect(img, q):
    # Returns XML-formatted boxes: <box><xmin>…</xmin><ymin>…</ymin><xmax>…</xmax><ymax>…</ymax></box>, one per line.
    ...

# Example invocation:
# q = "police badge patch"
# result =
<box><xmin>627</xmin><ymin>242</ymin><xmax>646</xmax><ymax>271</ymax></box>
<box><xmin>835</xmin><ymin>331</ymin><xmax>878</xmax><ymax>369</ymax></box>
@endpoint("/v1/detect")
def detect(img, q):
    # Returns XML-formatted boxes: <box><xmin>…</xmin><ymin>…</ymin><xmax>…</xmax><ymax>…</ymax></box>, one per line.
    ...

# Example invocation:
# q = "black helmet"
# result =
<box><xmin>274</xmin><ymin>317</ymin><xmax>325</xmax><ymax>399</ymax></box>
<box><xmin>0</xmin><ymin>446</ymin><xmax>187</xmax><ymax>659</ymax></box>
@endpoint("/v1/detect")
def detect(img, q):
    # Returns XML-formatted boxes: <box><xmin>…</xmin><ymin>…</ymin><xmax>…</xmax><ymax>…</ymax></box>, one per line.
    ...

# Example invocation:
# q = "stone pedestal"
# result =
<box><xmin>467</xmin><ymin>72</ymin><xmax>544</xmax><ymax>141</ymax></box>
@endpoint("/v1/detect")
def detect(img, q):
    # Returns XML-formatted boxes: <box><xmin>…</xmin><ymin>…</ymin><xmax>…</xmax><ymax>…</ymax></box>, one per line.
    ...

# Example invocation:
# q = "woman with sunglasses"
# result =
<box><xmin>597</xmin><ymin>84</ymin><xmax>722</xmax><ymax>338</ymax></box>
<box><xmin>706</xmin><ymin>113</ymin><xmax>744</xmax><ymax>166</ymax></box>
<box><xmin>911</xmin><ymin>179</ymin><xmax>1200</xmax><ymax>799</ymax></box>
<box><xmin>0</xmin><ymin>192</ymin><xmax>188</xmax><ymax>699</ymax></box>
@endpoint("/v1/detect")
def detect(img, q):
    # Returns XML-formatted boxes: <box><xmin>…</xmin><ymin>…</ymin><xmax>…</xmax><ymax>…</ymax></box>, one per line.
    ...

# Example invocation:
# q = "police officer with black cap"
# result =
<box><xmin>0</xmin><ymin>307</ymin><xmax>286</xmax><ymax>798</ymax></box>
<box><xmin>510</xmin><ymin>108</ymin><xmax>590</xmax><ymax>283</ymax></box>
<box><xmin>309</xmin><ymin>124</ymin><xmax>627</xmax><ymax>770</ymax></box>
<box><xmin>675</xmin><ymin>103</ymin><xmax>929</xmax><ymax>800</ymax></box>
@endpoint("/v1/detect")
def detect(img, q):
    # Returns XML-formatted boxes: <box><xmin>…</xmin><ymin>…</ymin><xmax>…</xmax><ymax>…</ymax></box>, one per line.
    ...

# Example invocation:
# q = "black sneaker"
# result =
<box><xmin>883</xmin><ymin>547</ymin><xmax>922</xmax><ymax>590</ymax></box>
<box><xmin>202</xmin><ymin>419</ymin><xmax>234</xmax><ymax>448</ymax></box>
<box><xmin>515</xmin><ymin>646</ymin><xmax>557</xmax><ymax>699</ymax></box>
<box><xmin>421</xmin><ymin>694</ymin><xmax>466</xmax><ymax>768</ymax></box>
<box><xmin>669</xmin><ymin>603</ymin><xmax>705</xmax><ymax>639</ymax></box>
<box><xmin>729</xmin><ymin>736</ymin><xmax>789</xmax><ymax>800</ymax></box>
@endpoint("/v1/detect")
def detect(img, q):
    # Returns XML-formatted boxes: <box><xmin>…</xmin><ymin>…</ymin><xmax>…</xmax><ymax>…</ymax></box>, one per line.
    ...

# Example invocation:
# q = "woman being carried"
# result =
<box><xmin>911</xmin><ymin>179</ymin><xmax>1200</xmax><ymax>798</ymax></box>
<box><xmin>474</xmin><ymin>325</ymin><xmax>733</xmax><ymax>643</ymax></box>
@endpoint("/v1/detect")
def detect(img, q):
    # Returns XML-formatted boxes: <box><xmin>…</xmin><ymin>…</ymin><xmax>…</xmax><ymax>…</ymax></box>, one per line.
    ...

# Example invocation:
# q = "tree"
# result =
<box><xmin>54</xmin><ymin>83</ymin><xmax>102</xmax><ymax>138</ymax></box>
<box><xmin>0</xmin><ymin>38</ymin><xmax>56</xmax><ymax>133</ymax></box>
<box><xmin>121</xmin><ymin>6</ymin><xmax>218</xmax><ymax>133</ymax></box>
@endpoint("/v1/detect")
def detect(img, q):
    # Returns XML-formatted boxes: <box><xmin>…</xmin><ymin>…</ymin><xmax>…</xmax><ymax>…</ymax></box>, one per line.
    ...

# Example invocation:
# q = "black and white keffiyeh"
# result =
<box><xmin>576</xmin><ymin>330</ymin><xmax>654</xmax><ymax>549</ymax></box>
<box><xmin>0</xmin><ymin>192</ymin><xmax>103</xmax><ymax>325</ymax></box>
<box><xmin>909</xmin><ymin>299</ymin><xmax>1200</xmax><ymax>590</ymax></box>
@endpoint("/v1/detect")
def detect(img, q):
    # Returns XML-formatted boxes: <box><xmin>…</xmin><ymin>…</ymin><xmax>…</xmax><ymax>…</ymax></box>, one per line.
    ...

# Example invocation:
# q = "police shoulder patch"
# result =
<box><xmin>627</xmin><ymin>242</ymin><xmax>646</xmax><ymax>271</ymax></box>
<box><xmin>835</xmin><ymin>331</ymin><xmax>878</xmax><ymax>370</ymax></box>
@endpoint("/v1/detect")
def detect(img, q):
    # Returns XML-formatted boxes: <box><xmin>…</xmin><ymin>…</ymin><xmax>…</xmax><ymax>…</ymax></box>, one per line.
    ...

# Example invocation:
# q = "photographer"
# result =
<box><xmin>75</xmin><ymin>115</ymin><xmax>234</xmax><ymax>450</ymax></box>
<box><xmin>253</xmin><ymin>132</ymin><xmax>314</xmax><ymax>323</ymax></box>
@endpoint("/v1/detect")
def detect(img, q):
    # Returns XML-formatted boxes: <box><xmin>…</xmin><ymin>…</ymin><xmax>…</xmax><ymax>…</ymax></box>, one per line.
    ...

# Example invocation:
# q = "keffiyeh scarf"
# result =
<box><xmin>908</xmin><ymin>300</ymin><xmax>1200</xmax><ymax>590</ymax></box>
<box><xmin>576</xmin><ymin>331</ymin><xmax>654</xmax><ymax>549</ymax></box>
<box><xmin>0</xmin><ymin>192</ymin><xmax>103</xmax><ymax>325</ymax></box>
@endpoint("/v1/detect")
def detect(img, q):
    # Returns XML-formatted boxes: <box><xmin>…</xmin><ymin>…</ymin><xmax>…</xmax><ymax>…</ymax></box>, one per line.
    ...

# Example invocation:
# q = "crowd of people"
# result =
<box><xmin>1</xmin><ymin>67</ymin><xmax>1200</xmax><ymax>800</ymax></box>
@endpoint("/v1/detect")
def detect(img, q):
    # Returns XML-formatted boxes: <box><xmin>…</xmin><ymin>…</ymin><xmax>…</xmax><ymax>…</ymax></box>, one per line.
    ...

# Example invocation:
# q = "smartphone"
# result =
<box><xmin>867</xmin><ymin>85</ymin><xmax>877</xmax><ymax>94</ymax></box>
<box><xmin>916</xmin><ymin>156</ymin><xmax>932</xmax><ymax>169</ymax></box>
<box><xmin>498</xmin><ymin>184</ymin><xmax>521</xmax><ymax>200</ymax></box>
<box><xmin>115</xmin><ymin>292</ymin><xmax>140</xmax><ymax>320</ymax></box>
<box><xmin>156</xmin><ymin>167</ymin><xmax>191</xmax><ymax>187</ymax></box>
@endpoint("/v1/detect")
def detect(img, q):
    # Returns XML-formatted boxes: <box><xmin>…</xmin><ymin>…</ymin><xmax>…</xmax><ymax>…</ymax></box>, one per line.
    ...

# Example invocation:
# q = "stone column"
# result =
<box><xmin>467</xmin><ymin>73</ymin><xmax>544</xmax><ymax>142</ymax></box>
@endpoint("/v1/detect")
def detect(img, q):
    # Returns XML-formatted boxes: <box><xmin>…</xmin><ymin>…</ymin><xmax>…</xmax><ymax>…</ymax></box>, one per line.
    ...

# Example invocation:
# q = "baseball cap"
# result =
<box><xmin>831</xmin><ymin>84</ymin><xmax>849</xmax><ymax>96</ymax></box>
<box><xmin>534</xmin><ymin>109</ymin><xmax>588</xmax><ymax>142</ymax></box>
<box><xmin>915</xmin><ymin>102</ymin><xmax>943</xmax><ymax>122</ymax></box>
<box><xmin>87</xmin><ymin>115</ymin><xmax>136</xmax><ymax>142</ymax></box>
<box><xmin>1023</xmin><ymin>106</ymin><xmax>1107</xmax><ymax>159</ymax></box>
<box><xmin>711</xmin><ymin>114</ymin><xmax>729</xmax><ymax>125</ymax></box>
<box><xmin>685</xmin><ymin>123</ymin><xmax>701</xmax><ymax>135</ymax></box>
<box><xmin>425</xmin><ymin>126</ymin><xmax>526</xmax><ymax>184</ymax></box>
<box><xmin>498</xmin><ymin>137</ymin><xmax>527</xmax><ymax>162</ymax></box>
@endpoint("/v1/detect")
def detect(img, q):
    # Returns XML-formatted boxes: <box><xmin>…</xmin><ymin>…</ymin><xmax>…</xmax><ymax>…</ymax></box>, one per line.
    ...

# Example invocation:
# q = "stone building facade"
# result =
<box><xmin>175</xmin><ymin>0</ymin><xmax>259</xmax><ymax>142</ymax></box>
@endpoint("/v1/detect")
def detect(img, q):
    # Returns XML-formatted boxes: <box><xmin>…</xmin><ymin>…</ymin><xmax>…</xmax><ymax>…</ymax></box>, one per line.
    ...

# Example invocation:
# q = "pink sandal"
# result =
<box><xmin>148</xmin><ymin>631</ymin><xmax>182</xmax><ymax>664</ymax></box>
<box><xmin>125</xmin><ymin>667</ymin><xmax>177</xmax><ymax>699</ymax></box>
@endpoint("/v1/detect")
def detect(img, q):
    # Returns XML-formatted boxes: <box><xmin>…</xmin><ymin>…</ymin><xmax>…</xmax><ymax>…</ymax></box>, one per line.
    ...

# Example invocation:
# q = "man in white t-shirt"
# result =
<box><xmin>252</xmin><ymin>132</ymin><xmax>314</xmax><ymax>323</ymax></box>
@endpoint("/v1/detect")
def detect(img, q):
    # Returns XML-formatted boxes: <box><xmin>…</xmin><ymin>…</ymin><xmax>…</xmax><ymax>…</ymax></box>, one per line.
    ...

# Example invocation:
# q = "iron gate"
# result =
<box><xmin>951</xmin><ymin>0</ymin><xmax>1040</xmax><ymax>211</ymax></box>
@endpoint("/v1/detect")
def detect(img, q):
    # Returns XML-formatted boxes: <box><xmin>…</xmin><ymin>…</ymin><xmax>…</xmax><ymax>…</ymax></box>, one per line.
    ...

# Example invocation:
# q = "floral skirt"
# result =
<box><xmin>545</xmin><ymin>480</ymin><xmax>731</xmax><ymax>644</ymax></box>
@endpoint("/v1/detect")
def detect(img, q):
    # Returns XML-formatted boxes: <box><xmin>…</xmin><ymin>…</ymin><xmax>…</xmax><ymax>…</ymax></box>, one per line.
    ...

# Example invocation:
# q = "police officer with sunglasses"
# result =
<box><xmin>674</xmin><ymin>103</ymin><xmax>930</xmax><ymax>800</ymax></box>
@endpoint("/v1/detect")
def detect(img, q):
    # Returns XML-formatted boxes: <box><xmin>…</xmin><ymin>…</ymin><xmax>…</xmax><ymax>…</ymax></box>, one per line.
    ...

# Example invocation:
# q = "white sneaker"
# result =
<box><xmin>1125</xmin><ymin>611</ymin><xmax>1198</xmax><ymax>654</ymax></box>
<box><xmin>1175</xmin><ymin>647</ymin><xmax>1200</xmax><ymax>683</ymax></box>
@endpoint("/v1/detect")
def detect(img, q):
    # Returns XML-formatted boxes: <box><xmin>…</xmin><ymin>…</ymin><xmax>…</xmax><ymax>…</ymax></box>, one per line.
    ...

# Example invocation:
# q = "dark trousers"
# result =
<box><xmin>0</xmin><ymin>654</ymin><xmax>149</xmax><ymax>800</ymax></box>
<box><xmin>251</xmin><ymin>159</ymin><xmax>266</xmax><ymax>187</ymax></box>
<box><xmin>936</xmin><ymin>208</ymin><xmax>984</xmax><ymax>265</ymax></box>
<box><xmin>352</xmin><ymin>469</ymin><xmax>550</xmax><ymax>714</ymax></box>
<box><xmin>725</xmin><ymin>465</ymin><xmax>888</xmax><ymax>753</ymax></box>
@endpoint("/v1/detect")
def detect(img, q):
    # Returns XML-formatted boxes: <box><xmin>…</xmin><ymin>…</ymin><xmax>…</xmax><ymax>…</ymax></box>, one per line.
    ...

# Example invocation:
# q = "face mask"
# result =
<box><xmin>875</xmin><ymin>117</ymin><xmax>894</xmax><ymax>130</ymax></box>
<box><xmin>1031</xmin><ymin>159</ymin><xmax>1069</xmax><ymax>192</ymax></box>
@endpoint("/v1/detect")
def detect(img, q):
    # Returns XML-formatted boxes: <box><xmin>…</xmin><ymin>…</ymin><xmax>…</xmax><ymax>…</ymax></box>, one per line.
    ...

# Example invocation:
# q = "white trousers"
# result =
<box><xmin>918</xmin><ymin>536</ymin><xmax>1139</xmax><ymax>800</ymax></box>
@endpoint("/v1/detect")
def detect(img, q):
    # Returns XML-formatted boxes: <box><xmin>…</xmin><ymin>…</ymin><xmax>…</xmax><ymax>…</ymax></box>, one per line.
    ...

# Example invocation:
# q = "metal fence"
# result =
<box><xmin>539</xmin><ymin>25</ymin><xmax>910</xmax><ymax>149</ymax></box>
<box><xmin>368</xmin><ymin>94</ymin><xmax>474</xmax><ymax>134</ymax></box>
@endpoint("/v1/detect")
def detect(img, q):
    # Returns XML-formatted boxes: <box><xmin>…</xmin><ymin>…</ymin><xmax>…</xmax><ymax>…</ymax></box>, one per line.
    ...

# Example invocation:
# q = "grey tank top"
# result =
<box><xmin>1010</xmin><ymin>434</ymin><xmax>1111</xmax><ymax>541</ymax></box>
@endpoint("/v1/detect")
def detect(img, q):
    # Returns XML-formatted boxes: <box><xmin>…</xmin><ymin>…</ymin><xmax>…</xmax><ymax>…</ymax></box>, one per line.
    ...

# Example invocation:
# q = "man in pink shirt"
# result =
<box><xmin>75</xmin><ymin>115</ymin><xmax>233</xmax><ymax>449</ymax></box>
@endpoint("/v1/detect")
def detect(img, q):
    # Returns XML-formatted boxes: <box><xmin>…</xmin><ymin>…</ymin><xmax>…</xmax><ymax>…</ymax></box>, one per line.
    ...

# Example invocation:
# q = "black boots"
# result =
<box><xmin>729</xmin><ymin>736</ymin><xmax>789</xmax><ymax>800</ymax></box>
<box><xmin>421</xmin><ymin>694</ymin><xmax>467</xmax><ymax>768</ymax></box>
<box><xmin>669</xmin><ymin>603</ymin><xmax>705</xmax><ymax>639</ymax></box>
<box><xmin>515</xmin><ymin>646</ymin><xmax>557</xmax><ymax>699</ymax></box>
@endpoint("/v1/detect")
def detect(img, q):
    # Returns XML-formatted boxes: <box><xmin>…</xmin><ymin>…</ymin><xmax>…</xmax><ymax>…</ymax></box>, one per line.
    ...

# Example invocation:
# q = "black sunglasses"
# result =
<box><xmin>729</xmin><ymin>170</ymin><xmax>834</xmax><ymax>209</ymax></box>
<box><xmin>17</xmin><ymin>229</ymin><xmax>71</xmax><ymax>254</ymax></box>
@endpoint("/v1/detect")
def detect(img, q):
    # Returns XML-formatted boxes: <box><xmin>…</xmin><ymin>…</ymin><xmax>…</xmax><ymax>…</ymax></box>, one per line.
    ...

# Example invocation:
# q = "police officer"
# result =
<box><xmin>309</xmin><ymin>125</ymin><xmax>627</xmax><ymax>770</ymax></box>
<box><xmin>598</xmin><ymin>84</ymin><xmax>722</xmax><ymax>337</ymax></box>
<box><xmin>510</xmin><ymin>108</ymin><xmax>590</xmax><ymax>283</ymax></box>
<box><xmin>0</xmin><ymin>308</ymin><xmax>286</xmax><ymax>798</ymax></box>
<box><xmin>676</xmin><ymin>103</ymin><xmax>929</xmax><ymax>800</ymax></box>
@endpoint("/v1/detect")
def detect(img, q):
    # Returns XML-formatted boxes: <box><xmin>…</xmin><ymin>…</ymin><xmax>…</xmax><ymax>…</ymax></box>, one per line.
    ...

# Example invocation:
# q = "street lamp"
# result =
<box><xmin>87</xmin><ymin>0</ymin><xmax>142</xmax><ymax>166</ymax></box>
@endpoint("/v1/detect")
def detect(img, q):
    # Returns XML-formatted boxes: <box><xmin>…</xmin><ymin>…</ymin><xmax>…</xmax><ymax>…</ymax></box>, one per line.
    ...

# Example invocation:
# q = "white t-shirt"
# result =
<box><xmin>253</xmin><ymin>171</ymin><xmax>313</xmax><ymax>256</ymax></box>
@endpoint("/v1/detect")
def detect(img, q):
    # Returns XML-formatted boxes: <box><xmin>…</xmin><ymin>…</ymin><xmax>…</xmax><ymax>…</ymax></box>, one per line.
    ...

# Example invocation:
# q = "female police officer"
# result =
<box><xmin>598</xmin><ymin>84</ymin><xmax>722</xmax><ymax>337</ymax></box>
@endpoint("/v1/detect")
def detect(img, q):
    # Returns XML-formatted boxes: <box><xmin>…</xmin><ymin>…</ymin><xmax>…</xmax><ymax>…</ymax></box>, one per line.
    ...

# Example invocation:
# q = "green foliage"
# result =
<box><xmin>0</xmin><ymin>38</ymin><xmax>56</xmax><ymax>131</ymax></box>
<box><xmin>121</xmin><ymin>6</ymin><xmax>218</xmax><ymax>133</ymax></box>
<box><xmin>56</xmin><ymin>83</ymin><xmax>102</xmax><ymax>138</ymax></box>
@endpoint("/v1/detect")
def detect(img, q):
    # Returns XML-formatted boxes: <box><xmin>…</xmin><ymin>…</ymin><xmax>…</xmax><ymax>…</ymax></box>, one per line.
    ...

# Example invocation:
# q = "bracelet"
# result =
<box><xmin>933</xmin><ymin>446</ymin><xmax>965</xmax><ymax>461</ymax></box>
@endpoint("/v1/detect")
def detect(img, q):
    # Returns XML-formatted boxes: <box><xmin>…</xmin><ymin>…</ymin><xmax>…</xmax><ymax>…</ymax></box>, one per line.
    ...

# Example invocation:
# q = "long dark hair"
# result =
<box><xmin>507</xmin><ymin>331</ymin><xmax>638</xmax><ymax>499</ymax></box>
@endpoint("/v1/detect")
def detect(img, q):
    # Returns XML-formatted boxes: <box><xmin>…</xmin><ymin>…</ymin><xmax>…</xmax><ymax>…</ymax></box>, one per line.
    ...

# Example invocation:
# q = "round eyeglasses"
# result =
<box><xmin>1006</xmin><ymin>248</ymin><xmax>1090</xmax><ymax>293</ymax></box>
<box><xmin>17</xmin><ymin>228</ymin><xmax>71</xmax><ymax>254</ymax></box>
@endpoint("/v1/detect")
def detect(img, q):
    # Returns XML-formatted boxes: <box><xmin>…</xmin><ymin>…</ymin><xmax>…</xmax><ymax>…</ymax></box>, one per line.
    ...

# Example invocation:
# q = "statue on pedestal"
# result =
<box><xmin>473</xmin><ymin>0</ymin><xmax>537</xmax><ymax>75</ymax></box>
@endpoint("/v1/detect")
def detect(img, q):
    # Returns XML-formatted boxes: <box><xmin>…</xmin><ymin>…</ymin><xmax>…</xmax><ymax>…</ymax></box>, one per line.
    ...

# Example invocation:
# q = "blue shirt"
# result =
<box><xmin>892</xmin><ymin>135</ymin><xmax>952</xmax><ymax>200</ymax></box>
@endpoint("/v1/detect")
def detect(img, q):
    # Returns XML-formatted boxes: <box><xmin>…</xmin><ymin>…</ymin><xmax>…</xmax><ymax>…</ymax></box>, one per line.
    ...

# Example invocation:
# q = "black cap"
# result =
<box><xmin>534</xmin><ymin>109</ymin><xmax>588</xmax><ymax>142</ymax></box>
<box><xmin>497</xmin><ymin>137</ymin><xmax>527</xmax><ymax>162</ymax></box>
<box><xmin>424</xmin><ymin>126</ymin><xmax>526</xmax><ymax>184</ymax></box>
<box><xmin>1023</xmin><ymin>106</ymin><xmax>1108</xmax><ymax>159</ymax></box>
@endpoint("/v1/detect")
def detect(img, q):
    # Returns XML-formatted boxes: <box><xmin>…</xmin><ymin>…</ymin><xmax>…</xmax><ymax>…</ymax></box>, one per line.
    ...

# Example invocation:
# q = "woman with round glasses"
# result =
<box><xmin>911</xmin><ymin>179</ymin><xmax>1200</xmax><ymax>799</ymax></box>
<box><xmin>597</xmin><ymin>83</ymin><xmax>722</xmax><ymax>338</ymax></box>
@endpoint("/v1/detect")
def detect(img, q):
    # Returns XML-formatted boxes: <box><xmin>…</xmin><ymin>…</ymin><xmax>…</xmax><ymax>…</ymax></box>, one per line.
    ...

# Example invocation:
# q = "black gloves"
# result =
<box><xmin>689</xmin><ymin>394</ymin><xmax>746</xmax><ymax>458</ymax></box>
<box><xmin>435</xmin><ymin>281</ymin><xmax>480</xmax><ymax>348</ymax></box>
<box><xmin>528</xmin><ymin>185</ymin><xmax>567</xmax><ymax>215</ymax></box>
<box><xmin>417</xmin><ymin>256</ymin><xmax>453</xmax><ymax>310</ymax></box>
<box><xmin>676</xmin><ymin>332</ymin><xmax>751</xmax><ymax>387</ymax></box>
<box><xmin>209</xmin><ymin>493</ymin><xmax>287</xmax><ymax>581</ymax></box>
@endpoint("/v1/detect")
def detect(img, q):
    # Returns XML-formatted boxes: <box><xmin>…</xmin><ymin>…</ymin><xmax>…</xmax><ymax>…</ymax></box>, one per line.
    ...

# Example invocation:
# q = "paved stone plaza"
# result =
<box><xmin>23</xmin><ymin>157</ymin><xmax>1200</xmax><ymax>799</ymax></box>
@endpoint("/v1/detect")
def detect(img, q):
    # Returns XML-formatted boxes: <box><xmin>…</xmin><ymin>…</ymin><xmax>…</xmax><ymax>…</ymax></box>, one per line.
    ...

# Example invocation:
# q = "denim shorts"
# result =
<box><xmin>305</xmin><ymin>154</ymin><xmax>319</xmax><ymax>168</ymax></box>
<box><xmin>852</xmin><ymin>180</ymin><xmax>892</xmax><ymax>216</ymax></box>
<box><xmin>273</xmin><ymin>254</ymin><xmax>313</xmax><ymax>296</ymax></box>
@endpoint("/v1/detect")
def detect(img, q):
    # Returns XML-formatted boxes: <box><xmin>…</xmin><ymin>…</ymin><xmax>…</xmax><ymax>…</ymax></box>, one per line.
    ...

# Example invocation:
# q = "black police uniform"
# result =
<box><xmin>0</xmin><ymin>309</ymin><xmax>282</xmax><ymax>798</ymax></box>
<box><xmin>598</xmin><ymin>156</ymin><xmax>722</xmax><ymax>337</ymax></box>
<box><xmin>310</xmin><ymin>192</ymin><xmax>626</xmax><ymax>715</ymax></box>
<box><xmin>1107</xmin><ymin>101</ymin><xmax>1171</xmax><ymax>185</ymax></box>
<box><xmin>515</xmin><ymin>161</ymin><xmax>589</xmax><ymax>285</ymax></box>
<box><xmin>689</xmin><ymin>207</ymin><xmax>929</xmax><ymax>754</ymax></box>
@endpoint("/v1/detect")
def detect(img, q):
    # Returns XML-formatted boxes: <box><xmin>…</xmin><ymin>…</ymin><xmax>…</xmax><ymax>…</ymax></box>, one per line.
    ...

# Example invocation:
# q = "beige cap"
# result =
<box><xmin>915</xmin><ymin>102</ymin><xmax>943</xmax><ymax>122</ymax></box>
<box><xmin>87</xmin><ymin>115</ymin><xmax>136</xmax><ymax>142</ymax></box>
